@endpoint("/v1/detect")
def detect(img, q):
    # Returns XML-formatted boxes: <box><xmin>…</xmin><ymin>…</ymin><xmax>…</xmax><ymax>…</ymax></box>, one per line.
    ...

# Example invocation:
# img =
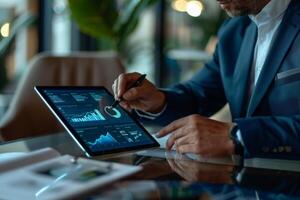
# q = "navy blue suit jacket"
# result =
<box><xmin>153</xmin><ymin>0</ymin><xmax>300</xmax><ymax>158</ymax></box>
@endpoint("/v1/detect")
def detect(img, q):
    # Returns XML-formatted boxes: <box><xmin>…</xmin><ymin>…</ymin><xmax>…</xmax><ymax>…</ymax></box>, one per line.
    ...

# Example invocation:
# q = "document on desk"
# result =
<box><xmin>136</xmin><ymin>135</ymin><xmax>241</xmax><ymax>166</ymax></box>
<box><xmin>0</xmin><ymin>148</ymin><xmax>141</xmax><ymax>200</ymax></box>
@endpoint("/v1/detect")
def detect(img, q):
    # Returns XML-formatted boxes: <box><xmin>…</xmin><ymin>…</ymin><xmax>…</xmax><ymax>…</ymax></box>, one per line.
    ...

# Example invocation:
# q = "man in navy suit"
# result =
<box><xmin>112</xmin><ymin>0</ymin><xmax>300</xmax><ymax>158</ymax></box>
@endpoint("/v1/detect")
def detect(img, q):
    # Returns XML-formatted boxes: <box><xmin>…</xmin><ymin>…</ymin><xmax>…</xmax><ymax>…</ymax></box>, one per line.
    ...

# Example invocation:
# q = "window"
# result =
<box><xmin>163</xmin><ymin>0</ymin><xmax>227</xmax><ymax>86</ymax></box>
<box><xmin>0</xmin><ymin>0</ymin><xmax>38</xmax><ymax>82</ymax></box>
<box><xmin>52</xmin><ymin>0</ymin><xmax>71</xmax><ymax>54</ymax></box>
<box><xmin>0</xmin><ymin>0</ymin><xmax>39</xmax><ymax>115</ymax></box>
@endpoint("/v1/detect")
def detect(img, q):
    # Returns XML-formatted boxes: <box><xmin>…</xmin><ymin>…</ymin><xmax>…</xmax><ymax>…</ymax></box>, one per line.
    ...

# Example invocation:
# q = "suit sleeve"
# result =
<box><xmin>236</xmin><ymin>115</ymin><xmax>300</xmax><ymax>159</ymax></box>
<box><xmin>150</xmin><ymin>45</ymin><xmax>227</xmax><ymax>126</ymax></box>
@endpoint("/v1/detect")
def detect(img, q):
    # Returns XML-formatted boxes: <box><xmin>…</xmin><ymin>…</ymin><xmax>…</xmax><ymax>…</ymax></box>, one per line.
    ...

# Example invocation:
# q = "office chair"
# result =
<box><xmin>0</xmin><ymin>52</ymin><xmax>125</xmax><ymax>141</ymax></box>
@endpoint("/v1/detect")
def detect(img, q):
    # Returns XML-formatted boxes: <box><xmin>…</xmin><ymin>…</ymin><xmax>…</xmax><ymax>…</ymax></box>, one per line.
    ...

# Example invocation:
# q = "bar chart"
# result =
<box><xmin>71</xmin><ymin>109</ymin><xmax>106</xmax><ymax>123</ymax></box>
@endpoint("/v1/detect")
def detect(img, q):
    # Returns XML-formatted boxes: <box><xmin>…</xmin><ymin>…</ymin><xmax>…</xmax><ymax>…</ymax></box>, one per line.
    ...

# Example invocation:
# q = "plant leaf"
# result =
<box><xmin>68</xmin><ymin>0</ymin><xmax>119</xmax><ymax>40</ymax></box>
<box><xmin>68</xmin><ymin>0</ymin><xmax>158</xmax><ymax>51</ymax></box>
<box><xmin>116</xmin><ymin>0</ymin><xmax>157</xmax><ymax>47</ymax></box>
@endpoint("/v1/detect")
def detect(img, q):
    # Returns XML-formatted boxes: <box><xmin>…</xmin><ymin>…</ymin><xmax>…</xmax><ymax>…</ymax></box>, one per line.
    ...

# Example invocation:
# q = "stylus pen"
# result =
<box><xmin>110</xmin><ymin>74</ymin><xmax>147</xmax><ymax>108</ymax></box>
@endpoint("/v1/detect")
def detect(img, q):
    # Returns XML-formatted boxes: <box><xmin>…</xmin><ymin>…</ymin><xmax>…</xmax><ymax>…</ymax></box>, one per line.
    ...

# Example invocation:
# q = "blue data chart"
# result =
<box><xmin>87</xmin><ymin>132</ymin><xmax>118</xmax><ymax>148</ymax></box>
<box><xmin>71</xmin><ymin>93</ymin><xmax>90</xmax><ymax>102</ymax></box>
<box><xmin>104</xmin><ymin>106</ymin><xmax>121</xmax><ymax>119</ymax></box>
<box><xmin>43</xmin><ymin>88</ymin><xmax>155</xmax><ymax>153</ymax></box>
<box><xmin>70</xmin><ymin>109</ymin><xmax>106</xmax><ymax>123</ymax></box>
<box><xmin>89</xmin><ymin>92</ymin><xmax>102</xmax><ymax>101</ymax></box>
<box><xmin>49</xmin><ymin>95</ymin><xmax>64</xmax><ymax>103</ymax></box>
<box><xmin>128</xmin><ymin>131</ymin><xmax>143</xmax><ymax>141</ymax></box>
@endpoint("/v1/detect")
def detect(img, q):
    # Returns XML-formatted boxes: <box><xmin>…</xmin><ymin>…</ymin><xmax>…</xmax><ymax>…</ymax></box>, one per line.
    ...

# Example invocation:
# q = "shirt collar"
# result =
<box><xmin>249</xmin><ymin>0</ymin><xmax>291</xmax><ymax>26</ymax></box>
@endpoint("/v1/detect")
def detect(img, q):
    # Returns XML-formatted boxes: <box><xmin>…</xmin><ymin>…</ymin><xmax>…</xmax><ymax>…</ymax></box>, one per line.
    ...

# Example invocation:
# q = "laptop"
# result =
<box><xmin>35</xmin><ymin>86</ymin><xmax>160</xmax><ymax>158</ymax></box>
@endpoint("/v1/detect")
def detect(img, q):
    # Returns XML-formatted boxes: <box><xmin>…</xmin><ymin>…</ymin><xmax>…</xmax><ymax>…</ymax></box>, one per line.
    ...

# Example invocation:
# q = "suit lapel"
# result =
<box><xmin>231</xmin><ymin>22</ymin><xmax>257</xmax><ymax>118</ymax></box>
<box><xmin>247</xmin><ymin>3</ymin><xmax>300</xmax><ymax>116</ymax></box>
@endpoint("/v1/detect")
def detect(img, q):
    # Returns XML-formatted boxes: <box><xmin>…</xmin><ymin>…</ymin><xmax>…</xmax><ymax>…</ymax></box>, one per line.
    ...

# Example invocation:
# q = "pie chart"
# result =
<box><xmin>104</xmin><ymin>106</ymin><xmax>122</xmax><ymax>118</ymax></box>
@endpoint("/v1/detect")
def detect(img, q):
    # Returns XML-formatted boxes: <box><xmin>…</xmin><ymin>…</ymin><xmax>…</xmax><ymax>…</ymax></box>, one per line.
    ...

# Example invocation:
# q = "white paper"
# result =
<box><xmin>0</xmin><ymin>148</ymin><xmax>60</xmax><ymax>173</ymax></box>
<box><xmin>154</xmin><ymin>134</ymin><xmax>170</xmax><ymax>149</ymax></box>
<box><xmin>0</xmin><ymin>154</ymin><xmax>141</xmax><ymax>200</ymax></box>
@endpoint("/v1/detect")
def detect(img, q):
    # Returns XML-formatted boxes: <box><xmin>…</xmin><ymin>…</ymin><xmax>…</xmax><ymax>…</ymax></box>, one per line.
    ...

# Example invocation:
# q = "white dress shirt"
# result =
<box><xmin>135</xmin><ymin>104</ymin><xmax>167</xmax><ymax>120</ymax></box>
<box><xmin>237</xmin><ymin>0</ymin><xmax>291</xmax><ymax>145</ymax></box>
<box><xmin>249</xmin><ymin>0</ymin><xmax>291</xmax><ymax>85</ymax></box>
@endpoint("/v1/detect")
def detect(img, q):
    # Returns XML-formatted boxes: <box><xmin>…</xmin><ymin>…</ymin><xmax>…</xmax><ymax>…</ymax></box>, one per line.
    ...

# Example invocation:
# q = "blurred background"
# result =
<box><xmin>0</xmin><ymin>0</ymin><xmax>227</xmax><ymax>118</ymax></box>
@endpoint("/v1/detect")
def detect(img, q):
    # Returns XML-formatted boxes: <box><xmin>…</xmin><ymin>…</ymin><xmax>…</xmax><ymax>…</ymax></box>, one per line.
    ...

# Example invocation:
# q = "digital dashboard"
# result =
<box><xmin>35</xmin><ymin>87</ymin><xmax>159</xmax><ymax>156</ymax></box>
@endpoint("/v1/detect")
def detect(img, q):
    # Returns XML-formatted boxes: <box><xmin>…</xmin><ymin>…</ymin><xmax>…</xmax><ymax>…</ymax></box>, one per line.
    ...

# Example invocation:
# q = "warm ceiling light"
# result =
<box><xmin>172</xmin><ymin>0</ymin><xmax>188</xmax><ymax>12</ymax></box>
<box><xmin>186</xmin><ymin>0</ymin><xmax>203</xmax><ymax>17</ymax></box>
<box><xmin>0</xmin><ymin>22</ymin><xmax>10</xmax><ymax>38</ymax></box>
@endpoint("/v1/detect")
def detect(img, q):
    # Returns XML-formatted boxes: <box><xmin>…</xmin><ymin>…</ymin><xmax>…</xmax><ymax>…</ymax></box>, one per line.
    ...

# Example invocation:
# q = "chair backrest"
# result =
<box><xmin>0</xmin><ymin>52</ymin><xmax>125</xmax><ymax>141</ymax></box>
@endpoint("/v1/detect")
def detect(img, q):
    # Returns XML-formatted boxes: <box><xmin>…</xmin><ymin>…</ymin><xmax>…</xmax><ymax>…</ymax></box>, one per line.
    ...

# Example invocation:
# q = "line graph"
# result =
<box><xmin>87</xmin><ymin>132</ymin><xmax>118</xmax><ymax>147</ymax></box>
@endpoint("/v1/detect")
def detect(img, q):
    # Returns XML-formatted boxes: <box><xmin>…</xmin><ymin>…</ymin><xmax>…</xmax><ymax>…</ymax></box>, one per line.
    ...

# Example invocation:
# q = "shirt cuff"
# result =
<box><xmin>236</xmin><ymin>129</ymin><xmax>245</xmax><ymax>146</ymax></box>
<box><xmin>135</xmin><ymin>104</ymin><xmax>167</xmax><ymax>120</ymax></box>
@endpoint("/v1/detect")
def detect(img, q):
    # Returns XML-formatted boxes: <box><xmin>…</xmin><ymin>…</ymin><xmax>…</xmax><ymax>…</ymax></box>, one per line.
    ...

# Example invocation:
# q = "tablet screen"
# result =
<box><xmin>35</xmin><ymin>87</ymin><xmax>159</xmax><ymax>156</ymax></box>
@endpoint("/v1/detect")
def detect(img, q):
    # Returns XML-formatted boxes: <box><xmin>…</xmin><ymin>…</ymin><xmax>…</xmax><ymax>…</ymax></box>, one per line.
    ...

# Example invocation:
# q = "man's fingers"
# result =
<box><xmin>175</xmin><ymin>135</ymin><xmax>191</xmax><ymax>147</ymax></box>
<box><xmin>117</xmin><ymin>72</ymin><xmax>141</xmax><ymax>98</ymax></box>
<box><xmin>157</xmin><ymin>118</ymin><xmax>188</xmax><ymax>138</ymax></box>
<box><xmin>119</xmin><ymin>101</ymin><xmax>130</xmax><ymax>110</ymax></box>
<box><xmin>117</xmin><ymin>74</ymin><xmax>125</xmax><ymax>98</ymax></box>
<box><xmin>122</xmin><ymin>87</ymin><xmax>143</xmax><ymax>101</ymax></box>
<box><xmin>112</xmin><ymin>80</ymin><xmax>118</xmax><ymax>100</ymax></box>
<box><xmin>176</xmin><ymin>144</ymin><xmax>201</xmax><ymax>154</ymax></box>
<box><xmin>166</xmin><ymin>127</ymin><xmax>187</xmax><ymax>150</ymax></box>
<box><xmin>166</xmin><ymin>158</ymin><xmax>176</xmax><ymax>169</ymax></box>
<box><xmin>176</xmin><ymin>144</ymin><xmax>195</xmax><ymax>154</ymax></box>
<box><xmin>167</xmin><ymin>158</ymin><xmax>184</xmax><ymax>174</ymax></box>
<box><xmin>167</xmin><ymin>158</ymin><xmax>190</xmax><ymax>181</ymax></box>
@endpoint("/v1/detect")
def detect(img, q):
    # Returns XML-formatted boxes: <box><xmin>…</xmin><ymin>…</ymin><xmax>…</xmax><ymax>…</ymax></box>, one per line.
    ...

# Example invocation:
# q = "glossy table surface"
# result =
<box><xmin>0</xmin><ymin>130</ymin><xmax>300</xmax><ymax>199</ymax></box>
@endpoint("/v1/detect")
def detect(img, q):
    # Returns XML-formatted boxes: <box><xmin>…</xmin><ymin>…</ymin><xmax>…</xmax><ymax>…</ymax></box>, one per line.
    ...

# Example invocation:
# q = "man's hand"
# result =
<box><xmin>112</xmin><ymin>72</ymin><xmax>166</xmax><ymax>113</ymax></box>
<box><xmin>157</xmin><ymin>114</ymin><xmax>235</xmax><ymax>157</ymax></box>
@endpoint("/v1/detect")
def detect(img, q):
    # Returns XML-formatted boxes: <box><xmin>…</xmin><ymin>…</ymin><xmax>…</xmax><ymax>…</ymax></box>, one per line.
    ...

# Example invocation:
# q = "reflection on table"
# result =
<box><xmin>91</xmin><ymin>180</ymin><xmax>300</xmax><ymax>200</ymax></box>
<box><xmin>0</xmin><ymin>132</ymin><xmax>300</xmax><ymax>199</ymax></box>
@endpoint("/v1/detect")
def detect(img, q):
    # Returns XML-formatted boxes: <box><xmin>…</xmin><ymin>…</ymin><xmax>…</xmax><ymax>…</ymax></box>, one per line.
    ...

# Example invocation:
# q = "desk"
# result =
<box><xmin>0</xmin><ymin>132</ymin><xmax>300</xmax><ymax>199</ymax></box>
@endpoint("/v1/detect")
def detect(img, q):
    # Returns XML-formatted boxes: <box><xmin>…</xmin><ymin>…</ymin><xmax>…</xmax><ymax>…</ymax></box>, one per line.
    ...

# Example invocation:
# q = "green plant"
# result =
<box><xmin>0</xmin><ymin>13</ymin><xmax>36</xmax><ymax>91</ymax></box>
<box><xmin>68</xmin><ymin>0</ymin><xmax>158</xmax><ymax>51</ymax></box>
